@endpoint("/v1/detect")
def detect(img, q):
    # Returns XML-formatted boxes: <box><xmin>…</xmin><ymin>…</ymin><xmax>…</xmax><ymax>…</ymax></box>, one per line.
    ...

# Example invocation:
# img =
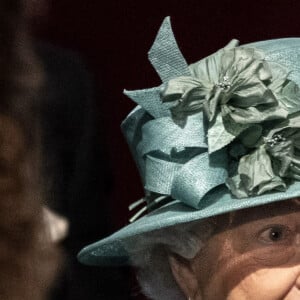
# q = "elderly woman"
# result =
<box><xmin>78</xmin><ymin>17</ymin><xmax>300</xmax><ymax>299</ymax></box>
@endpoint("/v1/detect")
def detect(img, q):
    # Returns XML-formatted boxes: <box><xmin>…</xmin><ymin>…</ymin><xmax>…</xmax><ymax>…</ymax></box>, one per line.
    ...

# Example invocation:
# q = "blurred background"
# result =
<box><xmin>31</xmin><ymin>0</ymin><xmax>300</xmax><ymax>299</ymax></box>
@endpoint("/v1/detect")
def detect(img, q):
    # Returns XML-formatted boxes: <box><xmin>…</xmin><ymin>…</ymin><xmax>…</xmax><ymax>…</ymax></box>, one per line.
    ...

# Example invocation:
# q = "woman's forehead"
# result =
<box><xmin>212</xmin><ymin>198</ymin><xmax>300</xmax><ymax>229</ymax></box>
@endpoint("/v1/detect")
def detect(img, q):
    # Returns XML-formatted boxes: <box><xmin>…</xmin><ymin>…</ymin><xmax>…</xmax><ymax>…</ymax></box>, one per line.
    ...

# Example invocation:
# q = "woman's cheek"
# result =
<box><xmin>250</xmin><ymin>245</ymin><xmax>296</xmax><ymax>267</ymax></box>
<box><xmin>199</xmin><ymin>244</ymin><xmax>298</xmax><ymax>299</ymax></box>
<box><xmin>227</xmin><ymin>264</ymin><xmax>300</xmax><ymax>300</ymax></box>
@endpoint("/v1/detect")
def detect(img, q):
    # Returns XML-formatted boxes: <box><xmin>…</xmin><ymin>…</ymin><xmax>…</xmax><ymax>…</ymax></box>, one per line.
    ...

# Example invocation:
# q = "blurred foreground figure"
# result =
<box><xmin>36</xmin><ymin>27</ymin><xmax>129</xmax><ymax>300</ymax></box>
<box><xmin>0</xmin><ymin>0</ymin><xmax>62</xmax><ymax>299</ymax></box>
<box><xmin>29</xmin><ymin>1</ymin><xmax>130</xmax><ymax>298</ymax></box>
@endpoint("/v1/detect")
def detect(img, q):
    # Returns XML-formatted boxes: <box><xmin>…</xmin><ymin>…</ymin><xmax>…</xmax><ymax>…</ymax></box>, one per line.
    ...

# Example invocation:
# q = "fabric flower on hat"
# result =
<box><xmin>227</xmin><ymin>113</ymin><xmax>300</xmax><ymax>198</ymax></box>
<box><xmin>161</xmin><ymin>40</ymin><xmax>300</xmax><ymax>153</ymax></box>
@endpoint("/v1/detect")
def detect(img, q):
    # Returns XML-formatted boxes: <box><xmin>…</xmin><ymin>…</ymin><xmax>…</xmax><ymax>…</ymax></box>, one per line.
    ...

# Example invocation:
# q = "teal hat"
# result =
<box><xmin>78</xmin><ymin>17</ymin><xmax>300</xmax><ymax>266</ymax></box>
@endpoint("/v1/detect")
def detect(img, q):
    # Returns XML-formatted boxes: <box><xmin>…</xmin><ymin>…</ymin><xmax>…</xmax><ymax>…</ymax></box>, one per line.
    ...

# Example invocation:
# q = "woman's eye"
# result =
<box><xmin>258</xmin><ymin>225</ymin><xmax>291</xmax><ymax>244</ymax></box>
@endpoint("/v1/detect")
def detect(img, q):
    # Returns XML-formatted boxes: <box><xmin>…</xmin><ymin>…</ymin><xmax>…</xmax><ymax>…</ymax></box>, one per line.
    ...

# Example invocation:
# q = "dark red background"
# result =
<box><xmin>35</xmin><ymin>0</ymin><xmax>300</xmax><ymax>298</ymax></box>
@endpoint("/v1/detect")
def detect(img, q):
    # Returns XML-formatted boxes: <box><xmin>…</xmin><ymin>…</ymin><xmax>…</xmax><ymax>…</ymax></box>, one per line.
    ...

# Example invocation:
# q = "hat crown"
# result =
<box><xmin>122</xmin><ymin>17</ymin><xmax>300</xmax><ymax>220</ymax></box>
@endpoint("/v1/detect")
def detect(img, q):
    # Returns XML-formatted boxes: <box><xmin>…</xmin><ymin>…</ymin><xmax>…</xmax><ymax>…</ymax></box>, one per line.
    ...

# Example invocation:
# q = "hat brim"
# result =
<box><xmin>78</xmin><ymin>181</ymin><xmax>300</xmax><ymax>266</ymax></box>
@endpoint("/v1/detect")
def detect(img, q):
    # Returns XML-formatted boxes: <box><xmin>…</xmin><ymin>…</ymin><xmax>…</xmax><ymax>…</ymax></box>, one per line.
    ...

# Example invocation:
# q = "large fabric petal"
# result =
<box><xmin>226</xmin><ymin>146</ymin><xmax>286</xmax><ymax>198</ymax></box>
<box><xmin>265</xmin><ymin>113</ymin><xmax>300</xmax><ymax>179</ymax></box>
<box><xmin>160</xmin><ymin>41</ymin><xmax>300</xmax><ymax>154</ymax></box>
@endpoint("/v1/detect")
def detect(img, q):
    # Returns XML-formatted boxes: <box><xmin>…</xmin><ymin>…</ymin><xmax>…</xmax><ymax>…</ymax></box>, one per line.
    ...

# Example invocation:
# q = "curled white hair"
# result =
<box><xmin>126</xmin><ymin>220</ymin><xmax>214</xmax><ymax>300</ymax></box>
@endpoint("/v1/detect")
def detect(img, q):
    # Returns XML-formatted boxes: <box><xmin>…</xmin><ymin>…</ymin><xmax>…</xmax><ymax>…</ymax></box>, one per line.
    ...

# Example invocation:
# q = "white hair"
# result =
<box><xmin>126</xmin><ymin>220</ymin><xmax>214</xmax><ymax>299</ymax></box>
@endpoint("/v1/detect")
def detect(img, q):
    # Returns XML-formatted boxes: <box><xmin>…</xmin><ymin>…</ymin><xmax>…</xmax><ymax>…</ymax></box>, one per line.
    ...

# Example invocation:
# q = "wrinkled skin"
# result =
<box><xmin>169</xmin><ymin>199</ymin><xmax>300</xmax><ymax>300</ymax></box>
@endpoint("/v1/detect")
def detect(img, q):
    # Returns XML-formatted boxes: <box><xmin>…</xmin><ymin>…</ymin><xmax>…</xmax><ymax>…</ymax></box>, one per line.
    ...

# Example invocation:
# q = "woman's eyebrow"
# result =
<box><xmin>228</xmin><ymin>209</ymin><xmax>298</xmax><ymax>228</ymax></box>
